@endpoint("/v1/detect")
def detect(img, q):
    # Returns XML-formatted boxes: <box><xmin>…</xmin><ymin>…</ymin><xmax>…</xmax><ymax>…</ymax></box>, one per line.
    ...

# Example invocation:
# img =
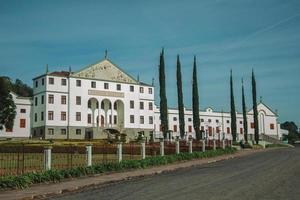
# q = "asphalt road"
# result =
<box><xmin>50</xmin><ymin>146</ymin><xmax>300</xmax><ymax>200</ymax></box>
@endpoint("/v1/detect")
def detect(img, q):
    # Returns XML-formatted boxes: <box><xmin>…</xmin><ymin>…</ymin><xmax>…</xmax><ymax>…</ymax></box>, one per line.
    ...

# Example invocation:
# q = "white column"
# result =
<box><xmin>141</xmin><ymin>142</ymin><xmax>146</xmax><ymax>159</ymax></box>
<box><xmin>160</xmin><ymin>139</ymin><xmax>164</xmax><ymax>156</ymax></box>
<box><xmin>175</xmin><ymin>140</ymin><xmax>180</xmax><ymax>154</ymax></box>
<box><xmin>117</xmin><ymin>142</ymin><xmax>122</xmax><ymax>163</ymax></box>
<box><xmin>189</xmin><ymin>139</ymin><xmax>193</xmax><ymax>153</ymax></box>
<box><xmin>44</xmin><ymin>146</ymin><xmax>52</xmax><ymax>171</ymax></box>
<box><xmin>86</xmin><ymin>144</ymin><xmax>92</xmax><ymax>167</ymax></box>
<box><xmin>222</xmin><ymin>139</ymin><xmax>226</xmax><ymax>149</ymax></box>
<box><xmin>202</xmin><ymin>140</ymin><xmax>206</xmax><ymax>152</ymax></box>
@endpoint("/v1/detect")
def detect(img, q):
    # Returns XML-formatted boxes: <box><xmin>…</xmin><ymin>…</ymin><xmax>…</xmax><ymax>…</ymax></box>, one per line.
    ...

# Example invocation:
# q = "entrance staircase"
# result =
<box><xmin>261</xmin><ymin>134</ymin><xmax>283</xmax><ymax>144</ymax></box>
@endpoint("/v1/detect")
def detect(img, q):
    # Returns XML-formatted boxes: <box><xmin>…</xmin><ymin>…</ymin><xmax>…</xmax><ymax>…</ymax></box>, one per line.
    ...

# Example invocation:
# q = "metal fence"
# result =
<box><xmin>0</xmin><ymin>139</ymin><xmax>231</xmax><ymax>177</ymax></box>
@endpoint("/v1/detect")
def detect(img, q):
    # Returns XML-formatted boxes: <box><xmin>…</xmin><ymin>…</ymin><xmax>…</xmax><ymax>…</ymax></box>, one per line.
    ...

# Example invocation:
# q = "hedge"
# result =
<box><xmin>0</xmin><ymin>147</ymin><xmax>236</xmax><ymax>190</ymax></box>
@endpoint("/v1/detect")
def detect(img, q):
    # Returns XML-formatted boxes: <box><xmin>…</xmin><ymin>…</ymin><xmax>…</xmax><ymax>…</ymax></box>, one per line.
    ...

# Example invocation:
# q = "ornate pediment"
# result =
<box><xmin>73</xmin><ymin>59</ymin><xmax>137</xmax><ymax>84</ymax></box>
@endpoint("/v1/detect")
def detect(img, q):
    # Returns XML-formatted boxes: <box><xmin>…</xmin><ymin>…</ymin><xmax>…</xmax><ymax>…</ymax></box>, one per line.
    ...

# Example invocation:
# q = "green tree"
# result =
<box><xmin>252</xmin><ymin>70</ymin><xmax>259</xmax><ymax>144</ymax></box>
<box><xmin>0</xmin><ymin>77</ymin><xmax>16</xmax><ymax>130</ymax></box>
<box><xmin>159</xmin><ymin>48</ymin><xmax>169</xmax><ymax>139</ymax></box>
<box><xmin>241</xmin><ymin>78</ymin><xmax>248</xmax><ymax>143</ymax></box>
<box><xmin>192</xmin><ymin>56</ymin><xmax>201</xmax><ymax>140</ymax></box>
<box><xmin>230</xmin><ymin>70</ymin><xmax>237</xmax><ymax>141</ymax></box>
<box><xmin>176</xmin><ymin>55</ymin><xmax>185</xmax><ymax>139</ymax></box>
<box><xmin>13</xmin><ymin>79</ymin><xmax>33</xmax><ymax>97</ymax></box>
<box><xmin>281</xmin><ymin>121</ymin><xmax>299</xmax><ymax>143</ymax></box>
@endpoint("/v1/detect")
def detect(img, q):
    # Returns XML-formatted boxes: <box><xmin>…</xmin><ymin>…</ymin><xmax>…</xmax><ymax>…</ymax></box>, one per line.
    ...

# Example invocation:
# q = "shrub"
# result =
<box><xmin>0</xmin><ymin>147</ymin><xmax>236</xmax><ymax>190</ymax></box>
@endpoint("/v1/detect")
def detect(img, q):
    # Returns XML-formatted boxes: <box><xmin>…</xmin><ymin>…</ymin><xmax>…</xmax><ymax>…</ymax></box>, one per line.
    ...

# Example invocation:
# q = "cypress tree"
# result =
<box><xmin>241</xmin><ymin>78</ymin><xmax>248</xmax><ymax>143</ymax></box>
<box><xmin>192</xmin><ymin>56</ymin><xmax>201</xmax><ymax>140</ymax></box>
<box><xmin>252</xmin><ymin>70</ymin><xmax>259</xmax><ymax>144</ymax></box>
<box><xmin>176</xmin><ymin>55</ymin><xmax>185</xmax><ymax>139</ymax></box>
<box><xmin>230</xmin><ymin>70</ymin><xmax>237</xmax><ymax>142</ymax></box>
<box><xmin>159</xmin><ymin>49</ymin><xmax>169</xmax><ymax>139</ymax></box>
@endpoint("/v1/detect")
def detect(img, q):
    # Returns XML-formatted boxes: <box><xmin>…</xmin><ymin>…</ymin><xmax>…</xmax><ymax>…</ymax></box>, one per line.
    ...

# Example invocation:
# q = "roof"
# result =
<box><xmin>49</xmin><ymin>71</ymin><xmax>70</xmax><ymax>77</ymax></box>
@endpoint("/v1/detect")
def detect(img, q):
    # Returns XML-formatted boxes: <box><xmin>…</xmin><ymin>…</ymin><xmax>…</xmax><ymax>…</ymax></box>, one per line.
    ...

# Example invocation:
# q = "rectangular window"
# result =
<box><xmin>173</xmin><ymin>125</ymin><xmax>177</xmax><ymax>132</ymax></box>
<box><xmin>216</xmin><ymin>127</ymin><xmax>220</xmax><ymax>133</ymax></box>
<box><xmin>49</xmin><ymin>77</ymin><xmax>54</xmax><ymax>85</ymax></box>
<box><xmin>48</xmin><ymin>128</ymin><xmax>54</xmax><ymax>135</ymax></box>
<box><xmin>130</xmin><ymin>85</ymin><xmax>134</xmax><ymax>92</ymax></box>
<box><xmin>201</xmin><ymin>126</ymin><xmax>204</xmax><ymax>131</ymax></box>
<box><xmin>240</xmin><ymin>121</ymin><xmax>243</xmax><ymax>124</ymax></box>
<box><xmin>61</xmin><ymin>129</ymin><xmax>66</xmax><ymax>135</ymax></box>
<box><xmin>240</xmin><ymin>128</ymin><xmax>243</xmax><ymax>134</ymax></box>
<box><xmin>201</xmin><ymin>118</ymin><xmax>204</xmax><ymax>122</ymax></box>
<box><xmin>35</xmin><ymin>97</ymin><xmax>38</xmax><ymax>106</ymax></box>
<box><xmin>208</xmin><ymin>126</ymin><xmax>212</xmax><ymax>136</ymax></box>
<box><xmin>104</xmin><ymin>82</ymin><xmax>109</xmax><ymax>89</ymax></box>
<box><xmin>216</xmin><ymin>119</ymin><xmax>219</xmax><ymax>123</ymax></box>
<box><xmin>251</xmin><ymin>123</ymin><xmax>255</xmax><ymax>129</ymax></box>
<box><xmin>41</xmin><ymin>95</ymin><xmax>44</xmax><ymax>104</ymax></box>
<box><xmin>42</xmin><ymin>78</ymin><xmax>44</xmax><ymax>85</ymax></box>
<box><xmin>48</xmin><ymin>94</ymin><xmax>54</xmax><ymax>104</ymax></box>
<box><xmin>61</xmin><ymin>112</ymin><xmax>66</xmax><ymax>121</ymax></box>
<box><xmin>91</xmin><ymin>81</ymin><xmax>96</xmax><ymax>88</ymax></box>
<box><xmin>5</xmin><ymin>127</ymin><xmax>13</xmax><ymax>132</ymax></box>
<box><xmin>130</xmin><ymin>100</ymin><xmax>134</xmax><ymax>109</ymax></box>
<box><xmin>270</xmin><ymin>123</ymin><xmax>275</xmax><ymax>130</ymax></box>
<box><xmin>149</xmin><ymin>116</ymin><xmax>153</xmax><ymax>124</ymax></box>
<box><xmin>61</xmin><ymin>79</ymin><xmax>67</xmax><ymax>86</ymax></box>
<box><xmin>130</xmin><ymin>115</ymin><xmax>134</xmax><ymax>123</ymax></box>
<box><xmin>35</xmin><ymin>113</ymin><xmax>37</xmax><ymax>122</ymax></box>
<box><xmin>76</xmin><ymin>112</ymin><xmax>81</xmax><ymax>121</ymax></box>
<box><xmin>227</xmin><ymin>120</ymin><xmax>230</xmax><ymax>123</ymax></box>
<box><xmin>173</xmin><ymin>117</ymin><xmax>177</xmax><ymax>121</ymax></box>
<box><xmin>76</xmin><ymin>80</ymin><xmax>81</xmax><ymax>87</ymax></box>
<box><xmin>148</xmin><ymin>88</ymin><xmax>152</xmax><ymax>94</ymax></box>
<box><xmin>140</xmin><ymin>102</ymin><xmax>144</xmax><ymax>110</ymax></box>
<box><xmin>140</xmin><ymin>116</ymin><xmax>144</xmax><ymax>124</ymax></box>
<box><xmin>20</xmin><ymin>109</ymin><xmax>26</xmax><ymax>113</ymax></box>
<box><xmin>41</xmin><ymin>112</ymin><xmax>44</xmax><ymax>121</ymax></box>
<box><xmin>139</xmin><ymin>87</ymin><xmax>144</xmax><ymax>93</ymax></box>
<box><xmin>149</xmin><ymin>102</ymin><xmax>153</xmax><ymax>110</ymax></box>
<box><xmin>20</xmin><ymin>119</ymin><xmax>26</xmax><ymax>128</ymax></box>
<box><xmin>227</xmin><ymin>127</ymin><xmax>231</xmax><ymax>134</ymax></box>
<box><xmin>116</xmin><ymin>84</ymin><xmax>121</xmax><ymax>91</ymax></box>
<box><xmin>188</xmin><ymin>125</ymin><xmax>192</xmax><ymax>133</ymax></box>
<box><xmin>76</xmin><ymin>129</ymin><xmax>81</xmax><ymax>135</ymax></box>
<box><xmin>188</xmin><ymin>118</ymin><xmax>192</xmax><ymax>122</ymax></box>
<box><xmin>76</xmin><ymin>96</ymin><xmax>81</xmax><ymax>105</ymax></box>
<box><xmin>48</xmin><ymin>111</ymin><xmax>54</xmax><ymax>120</ymax></box>
<box><xmin>87</xmin><ymin>114</ymin><xmax>91</xmax><ymax>124</ymax></box>
<box><xmin>35</xmin><ymin>80</ymin><xmax>38</xmax><ymax>88</ymax></box>
<box><xmin>208</xmin><ymin>119</ymin><xmax>211</xmax><ymax>123</ymax></box>
<box><xmin>61</xmin><ymin>95</ymin><xmax>66</xmax><ymax>104</ymax></box>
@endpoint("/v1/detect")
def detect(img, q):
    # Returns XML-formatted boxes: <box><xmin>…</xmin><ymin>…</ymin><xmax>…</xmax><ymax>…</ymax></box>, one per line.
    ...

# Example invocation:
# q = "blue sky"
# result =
<box><xmin>1</xmin><ymin>0</ymin><xmax>300</xmax><ymax>127</ymax></box>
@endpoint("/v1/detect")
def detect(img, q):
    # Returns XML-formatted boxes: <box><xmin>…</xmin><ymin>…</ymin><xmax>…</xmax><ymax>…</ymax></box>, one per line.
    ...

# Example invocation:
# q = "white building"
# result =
<box><xmin>0</xmin><ymin>92</ymin><xmax>32</xmax><ymax>138</ymax></box>
<box><xmin>31</xmin><ymin>58</ymin><xmax>155</xmax><ymax>140</ymax></box>
<box><xmin>0</xmin><ymin>57</ymin><xmax>285</xmax><ymax>141</ymax></box>
<box><xmin>154</xmin><ymin>102</ymin><xmax>283</xmax><ymax>141</ymax></box>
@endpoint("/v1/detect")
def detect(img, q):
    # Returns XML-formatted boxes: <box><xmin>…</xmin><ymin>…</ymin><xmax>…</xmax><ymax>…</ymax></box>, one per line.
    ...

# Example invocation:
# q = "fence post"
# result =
<box><xmin>175</xmin><ymin>139</ymin><xmax>180</xmax><ymax>154</ymax></box>
<box><xmin>86</xmin><ymin>144</ymin><xmax>92</xmax><ymax>167</ymax></box>
<box><xmin>202</xmin><ymin>140</ymin><xmax>206</xmax><ymax>152</ymax></box>
<box><xmin>44</xmin><ymin>146</ymin><xmax>52</xmax><ymax>171</ymax></box>
<box><xmin>222</xmin><ymin>139</ymin><xmax>226</xmax><ymax>149</ymax></box>
<box><xmin>188</xmin><ymin>139</ymin><xmax>193</xmax><ymax>153</ymax></box>
<box><xmin>213</xmin><ymin>139</ymin><xmax>216</xmax><ymax>150</ymax></box>
<box><xmin>117</xmin><ymin>142</ymin><xmax>122</xmax><ymax>163</ymax></box>
<box><xmin>160</xmin><ymin>139</ymin><xmax>164</xmax><ymax>156</ymax></box>
<box><xmin>141</xmin><ymin>141</ymin><xmax>146</xmax><ymax>159</ymax></box>
<box><xmin>262</xmin><ymin>141</ymin><xmax>266</xmax><ymax>149</ymax></box>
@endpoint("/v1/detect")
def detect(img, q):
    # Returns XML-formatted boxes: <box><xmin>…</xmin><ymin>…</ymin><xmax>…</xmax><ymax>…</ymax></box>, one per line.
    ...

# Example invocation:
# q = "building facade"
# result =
<box><xmin>0</xmin><ymin>92</ymin><xmax>32</xmax><ymax>138</ymax></box>
<box><xmin>0</xmin><ymin>57</ymin><xmax>284</xmax><ymax>141</ymax></box>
